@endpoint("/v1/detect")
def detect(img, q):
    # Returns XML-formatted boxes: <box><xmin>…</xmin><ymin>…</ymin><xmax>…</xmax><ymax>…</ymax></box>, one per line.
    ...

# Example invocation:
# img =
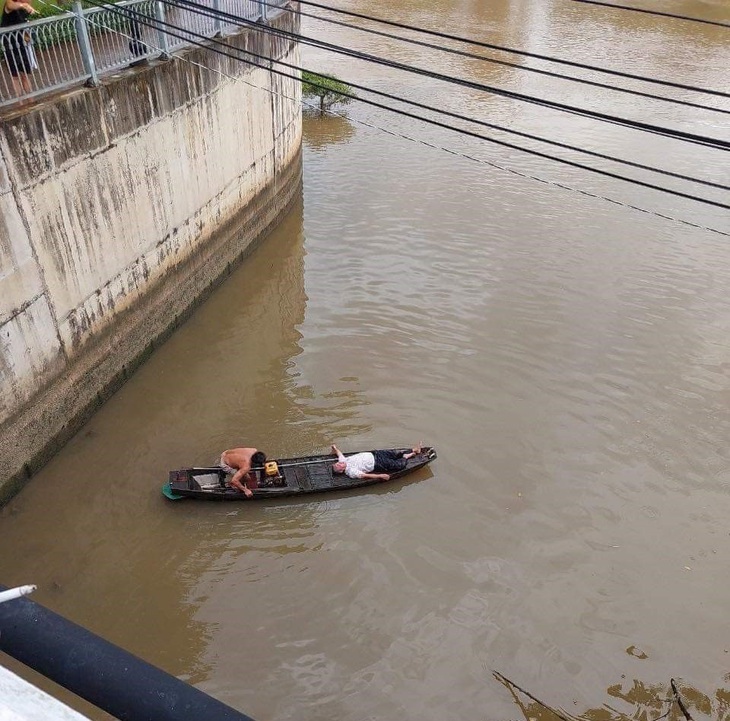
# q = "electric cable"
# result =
<box><xmin>287</xmin><ymin>0</ymin><xmax>730</xmax><ymax>100</ymax></box>
<box><xmin>163</xmin><ymin>0</ymin><xmax>729</xmax><ymax>193</ymax></box>
<box><xmin>39</xmin><ymin>0</ymin><xmax>730</xmax><ymax>234</ymax></box>
<box><xmin>255</xmin><ymin>0</ymin><xmax>730</xmax><ymax>116</ymax></box>
<box><xmin>85</xmin><ymin>0</ymin><xmax>730</xmax><ymax>209</ymax></box>
<box><xmin>172</xmin><ymin>0</ymin><xmax>730</xmax><ymax>152</ymax></box>
<box><xmin>569</xmin><ymin>0</ymin><xmax>730</xmax><ymax>29</ymax></box>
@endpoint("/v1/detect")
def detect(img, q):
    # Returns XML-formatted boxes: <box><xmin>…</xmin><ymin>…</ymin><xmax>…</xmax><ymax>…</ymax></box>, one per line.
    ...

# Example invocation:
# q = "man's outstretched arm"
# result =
<box><xmin>358</xmin><ymin>472</ymin><xmax>390</xmax><ymax>481</ymax></box>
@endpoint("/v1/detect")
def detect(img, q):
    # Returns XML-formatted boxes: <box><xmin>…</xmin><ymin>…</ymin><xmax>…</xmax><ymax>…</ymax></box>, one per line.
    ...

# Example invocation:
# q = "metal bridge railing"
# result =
<box><xmin>0</xmin><ymin>0</ymin><xmax>279</xmax><ymax>108</ymax></box>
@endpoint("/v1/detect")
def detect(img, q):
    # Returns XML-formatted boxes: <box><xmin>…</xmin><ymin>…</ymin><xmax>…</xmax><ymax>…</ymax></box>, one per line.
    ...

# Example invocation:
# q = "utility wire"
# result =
<box><xmin>569</xmin><ymin>0</ymin><xmax>730</xmax><ymax>29</ymax></box>
<box><xmin>48</xmin><ymin>0</ymin><xmax>730</xmax><ymax>234</ymax></box>
<box><xmin>93</xmin><ymin>0</ymin><xmax>730</xmax><ymax>208</ymax></box>
<box><xmin>84</xmin><ymin>0</ymin><xmax>730</xmax><ymax>210</ymax></box>
<box><xmin>259</xmin><ymin>0</ymin><xmax>730</xmax><ymax>116</ymax></box>
<box><xmin>166</xmin><ymin>0</ymin><xmax>729</xmax><ymax>194</ymax></box>
<box><xmin>173</xmin><ymin>0</ymin><xmax>730</xmax><ymax>152</ymax></box>
<box><xmin>289</xmin><ymin>0</ymin><xmax>730</xmax><ymax>100</ymax></box>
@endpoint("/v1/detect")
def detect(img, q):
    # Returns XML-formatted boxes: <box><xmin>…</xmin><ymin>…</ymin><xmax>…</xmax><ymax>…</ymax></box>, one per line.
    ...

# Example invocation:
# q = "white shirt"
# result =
<box><xmin>337</xmin><ymin>451</ymin><xmax>375</xmax><ymax>479</ymax></box>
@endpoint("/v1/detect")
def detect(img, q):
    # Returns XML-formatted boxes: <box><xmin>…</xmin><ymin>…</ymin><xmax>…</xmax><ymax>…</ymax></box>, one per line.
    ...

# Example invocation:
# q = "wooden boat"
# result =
<box><xmin>162</xmin><ymin>447</ymin><xmax>437</xmax><ymax>501</ymax></box>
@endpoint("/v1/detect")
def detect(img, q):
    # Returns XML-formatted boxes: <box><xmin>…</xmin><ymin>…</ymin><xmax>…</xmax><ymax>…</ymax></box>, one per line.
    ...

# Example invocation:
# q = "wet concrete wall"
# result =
<box><xmin>0</xmin><ymin>8</ymin><xmax>302</xmax><ymax>501</ymax></box>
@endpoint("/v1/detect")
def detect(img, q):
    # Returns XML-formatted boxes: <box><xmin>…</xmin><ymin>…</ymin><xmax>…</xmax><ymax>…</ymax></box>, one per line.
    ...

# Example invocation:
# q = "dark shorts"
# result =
<box><xmin>2</xmin><ymin>36</ymin><xmax>31</xmax><ymax>77</ymax></box>
<box><xmin>371</xmin><ymin>450</ymin><xmax>407</xmax><ymax>474</ymax></box>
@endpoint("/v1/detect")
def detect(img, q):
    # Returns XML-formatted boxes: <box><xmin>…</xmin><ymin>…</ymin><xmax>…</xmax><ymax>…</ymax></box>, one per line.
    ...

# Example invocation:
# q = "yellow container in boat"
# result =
<box><xmin>265</xmin><ymin>461</ymin><xmax>279</xmax><ymax>477</ymax></box>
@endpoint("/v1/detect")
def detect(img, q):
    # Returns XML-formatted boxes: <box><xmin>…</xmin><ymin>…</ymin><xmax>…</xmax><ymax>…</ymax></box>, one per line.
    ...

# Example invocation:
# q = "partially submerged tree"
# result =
<box><xmin>301</xmin><ymin>71</ymin><xmax>355</xmax><ymax>115</ymax></box>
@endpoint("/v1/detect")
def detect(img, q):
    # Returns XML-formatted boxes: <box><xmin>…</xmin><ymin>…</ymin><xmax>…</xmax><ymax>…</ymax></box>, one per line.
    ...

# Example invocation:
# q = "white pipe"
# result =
<box><xmin>0</xmin><ymin>585</ymin><xmax>36</xmax><ymax>604</ymax></box>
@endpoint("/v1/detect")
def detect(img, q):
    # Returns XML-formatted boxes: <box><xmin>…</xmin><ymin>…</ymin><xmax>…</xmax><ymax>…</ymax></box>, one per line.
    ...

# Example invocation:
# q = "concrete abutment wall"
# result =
<box><xmin>0</xmin><ymin>8</ymin><xmax>302</xmax><ymax>502</ymax></box>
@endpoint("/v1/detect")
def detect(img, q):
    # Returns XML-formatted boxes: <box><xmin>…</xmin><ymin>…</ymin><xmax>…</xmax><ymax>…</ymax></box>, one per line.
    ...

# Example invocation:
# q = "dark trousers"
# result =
<box><xmin>372</xmin><ymin>450</ymin><xmax>407</xmax><ymax>473</ymax></box>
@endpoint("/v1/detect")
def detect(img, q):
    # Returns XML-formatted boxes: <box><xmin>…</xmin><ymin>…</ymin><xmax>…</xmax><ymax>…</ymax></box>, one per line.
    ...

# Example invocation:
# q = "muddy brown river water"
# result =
<box><xmin>1</xmin><ymin>0</ymin><xmax>730</xmax><ymax>718</ymax></box>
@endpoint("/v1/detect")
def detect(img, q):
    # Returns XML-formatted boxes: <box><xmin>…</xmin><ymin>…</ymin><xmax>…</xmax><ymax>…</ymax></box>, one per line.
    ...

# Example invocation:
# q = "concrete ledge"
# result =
<box><xmin>0</xmin><ymin>664</ymin><xmax>90</xmax><ymax>720</ymax></box>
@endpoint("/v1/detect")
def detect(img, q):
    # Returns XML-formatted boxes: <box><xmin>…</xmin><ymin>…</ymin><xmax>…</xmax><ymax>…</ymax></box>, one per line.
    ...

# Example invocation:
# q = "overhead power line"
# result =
<box><xmin>263</xmin><ymin>0</ymin><xmax>730</xmax><ymax>116</ymax></box>
<box><xmin>54</xmin><ymin>0</ymin><xmax>730</xmax><ymax>234</ymax></box>
<box><xmin>289</xmin><ymin>0</ymin><xmax>730</xmax><ymax>100</ymax></box>
<box><xmin>172</xmin><ymin>0</ymin><xmax>730</xmax><ymax>152</ymax></box>
<box><xmin>87</xmin><ymin>0</ymin><xmax>730</xmax><ymax>211</ymax></box>
<box><xmin>168</xmin><ymin>0</ymin><xmax>729</xmax><ymax>193</ymax></box>
<box><xmin>569</xmin><ymin>0</ymin><xmax>730</xmax><ymax>29</ymax></box>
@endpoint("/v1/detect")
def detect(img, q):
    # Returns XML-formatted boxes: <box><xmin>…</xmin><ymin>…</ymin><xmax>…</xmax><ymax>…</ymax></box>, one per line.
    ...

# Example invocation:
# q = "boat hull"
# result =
<box><xmin>163</xmin><ymin>447</ymin><xmax>436</xmax><ymax>501</ymax></box>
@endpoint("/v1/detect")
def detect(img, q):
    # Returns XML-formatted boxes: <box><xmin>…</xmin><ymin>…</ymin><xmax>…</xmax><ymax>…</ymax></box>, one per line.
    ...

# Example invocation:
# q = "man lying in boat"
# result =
<box><xmin>220</xmin><ymin>447</ymin><xmax>267</xmax><ymax>497</ymax></box>
<box><xmin>331</xmin><ymin>444</ymin><xmax>423</xmax><ymax>481</ymax></box>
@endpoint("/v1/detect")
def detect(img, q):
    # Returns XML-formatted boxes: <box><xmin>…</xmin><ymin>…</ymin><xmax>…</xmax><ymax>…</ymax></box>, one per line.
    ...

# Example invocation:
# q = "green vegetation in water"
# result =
<box><xmin>301</xmin><ymin>71</ymin><xmax>355</xmax><ymax>115</ymax></box>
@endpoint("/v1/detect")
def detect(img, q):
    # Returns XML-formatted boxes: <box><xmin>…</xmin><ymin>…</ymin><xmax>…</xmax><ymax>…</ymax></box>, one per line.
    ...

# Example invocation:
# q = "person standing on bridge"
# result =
<box><xmin>220</xmin><ymin>447</ymin><xmax>267</xmax><ymax>497</ymax></box>
<box><xmin>1</xmin><ymin>0</ymin><xmax>37</xmax><ymax>101</ymax></box>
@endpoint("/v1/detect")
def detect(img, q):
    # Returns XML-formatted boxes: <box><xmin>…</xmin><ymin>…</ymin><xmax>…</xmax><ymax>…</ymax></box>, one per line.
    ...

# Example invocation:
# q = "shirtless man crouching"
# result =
<box><xmin>220</xmin><ymin>447</ymin><xmax>267</xmax><ymax>497</ymax></box>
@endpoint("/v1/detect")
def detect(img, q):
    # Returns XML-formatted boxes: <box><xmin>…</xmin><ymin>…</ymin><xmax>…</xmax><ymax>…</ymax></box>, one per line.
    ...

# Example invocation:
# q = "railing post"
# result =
<box><xmin>154</xmin><ymin>0</ymin><xmax>169</xmax><ymax>57</ymax></box>
<box><xmin>73</xmin><ymin>0</ymin><xmax>98</xmax><ymax>87</ymax></box>
<box><xmin>213</xmin><ymin>0</ymin><xmax>223</xmax><ymax>35</ymax></box>
<box><xmin>258</xmin><ymin>0</ymin><xmax>267</xmax><ymax>23</ymax></box>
